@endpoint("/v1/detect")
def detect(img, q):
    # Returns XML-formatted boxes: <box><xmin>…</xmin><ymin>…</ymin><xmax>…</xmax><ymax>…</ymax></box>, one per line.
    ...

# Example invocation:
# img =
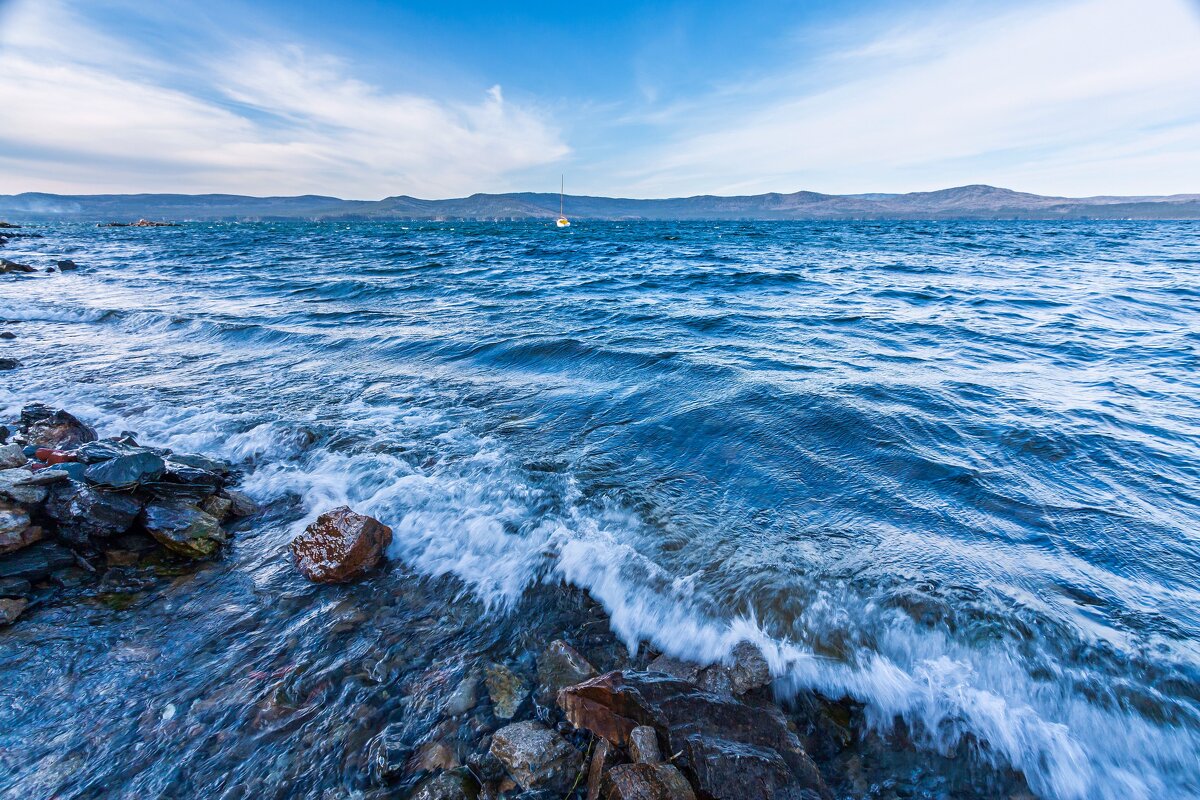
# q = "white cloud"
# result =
<box><xmin>0</xmin><ymin>1</ymin><xmax>569</xmax><ymax>197</ymax></box>
<box><xmin>602</xmin><ymin>0</ymin><xmax>1200</xmax><ymax>197</ymax></box>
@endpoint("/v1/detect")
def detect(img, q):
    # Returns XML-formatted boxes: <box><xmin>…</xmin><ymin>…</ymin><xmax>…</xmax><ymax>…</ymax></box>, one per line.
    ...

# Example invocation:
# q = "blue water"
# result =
<box><xmin>1</xmin><ymin>220</ymin><xmax>1198</xmax><ymax>799</ymax></box>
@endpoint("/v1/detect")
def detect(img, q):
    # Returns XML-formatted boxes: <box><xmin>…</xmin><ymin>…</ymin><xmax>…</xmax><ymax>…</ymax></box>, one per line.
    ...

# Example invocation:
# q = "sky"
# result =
<box><xmin>0</xmin><ymin>0</ymin><xmax>1199</xmax><ymax>199</ymax></box>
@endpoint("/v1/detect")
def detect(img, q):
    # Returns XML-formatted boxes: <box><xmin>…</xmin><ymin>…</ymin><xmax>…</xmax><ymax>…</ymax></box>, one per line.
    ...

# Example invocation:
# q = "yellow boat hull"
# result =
<box><xmin>556</xmin><ymin>218</ymin><xmax>570</xmax><ymax>228</ymax></box>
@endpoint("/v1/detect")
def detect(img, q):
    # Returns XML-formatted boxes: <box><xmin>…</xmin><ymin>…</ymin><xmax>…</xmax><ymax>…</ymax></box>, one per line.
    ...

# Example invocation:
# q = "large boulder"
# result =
<box><xmin>140</xmin><ymin>502</ymin><xmax>225</xmax><ymax>559</ymax></box>
<box><xmin>603</xmin><ymin>763</ymin><xmax>697</xmax><ymax>800</ymax></box>
<box><xmin>558</xmin><ymin>671</ymin><xmax>830</xmax><ymax>800</ymax></box>
<box><xmin>289</xmin><ymin>506</ymin><xmax>391</xmax><ymax>583</ymax></box>
<box><xmin>20</xmin><ymin>404</ymin><xmax>97</xmax><ymax>449</ymax></box>
<box><xmin>44</xmin><ymin>483</ymin><xmax>143</xmax><ymax>546</ymax></box>
<box><xmin>488</xmin><ymin>720</ymin><xmax>583</xmax><ymax>793</ymax></box>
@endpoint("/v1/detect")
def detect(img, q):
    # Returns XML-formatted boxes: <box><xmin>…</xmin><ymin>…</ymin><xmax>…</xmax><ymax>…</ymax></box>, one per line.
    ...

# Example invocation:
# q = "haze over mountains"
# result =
<box><xmin>2</xmin><ymin>185</ymin><xmax>1198</xmax><ymax>222</ymax></box>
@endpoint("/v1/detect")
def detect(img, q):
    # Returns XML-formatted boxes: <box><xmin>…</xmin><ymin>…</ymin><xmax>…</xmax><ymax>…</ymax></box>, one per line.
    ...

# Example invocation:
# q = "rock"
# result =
<box><xmin>489</xmin><ymin>720</ymin><xmax>583</xmax><ymax>793</ymax></box>
<box><xmin>0</xmin><ymin>597</ymin><xmax>28</xmax><ymax>625</ymax></box>
<box><xmin>0</xmin><ymin>468</ymin><xmax>46</xmax><ymax>505</ymax></box>
<box><xmin>74</xmin><ymin>439</ymin><xmax>140</xmax><ymax>464</ymax></box>
<box><xmin>537</xmin><ymin>639</ymin><xmax>599</xmax><ymax>702</ymax></box>
<box><xmin>34</xmin><ymin>448</ymin><xmax>75</xmax><ymax>465</ymax></box>
<box><xmin>0</xmin><ymin>577</ymin><xmax>31</xmax><ymax>597</ymax></box>
<box><xmin>199</xmin><ymin>494</ymin><xmax>233</xmax><ymax>522</ymax></box>
<box><xmin>407</xmin><ymin>740</ymin><xmax>459</xmax><ymax>774</ymax></box>
<box><xmin>0</xmin><ymin>540</ymin><xmax>75</xmax><ymax>580</ymax></box>
<box><xmin>647</xmin><ymin>656</ymin><xmax>702</xmax><ymax>684</ymax></box>
<box><xmin>56</xmin><ymin>259</ymin><xmax>78</xmax><ymax>270</ymax></box>
<box><xmin>587</xmin><ymin>737</ymin><xmax>618</xmax><ymax>800</ymax></box>
<box><xmin>0</xmin><ymin>503</ymin><xmax>39</xmax><ymax>554</ymax></box>
<box><xmin>169</xmin><ymin>452</ymin><xmax>232</xmax><ymax>475</ymax></box>
<box><xmin>0</xmin><ymin>258</ymin><xmax>36</xmax><ymax>273</ymax></box>
<box><xmin>45</xmin><ymin>267</ymin><xmax>55</xmax><ymax>273</ymax></box>
<box><xmin>467</xmin><ymin>748</ymin><xmax>506</xmax><ymax>782</ymax></box>
<box><xmin>0</xmin><ymin>358</ymin><xmax>20</xmax><ymax>370</ymax></box>
<box><xmin>45</xmin><ymin>484</ymin><xmax>143</xmax><ymax>546</ymax></box>
<box><xmin>410</xmin><ymin>770</ymin><xmax>475</xmax><ymax>800</ymax></box>
<box><xmin>36</xmin><ymin>462</ymin><xmax>85</xmax><ymax>482</ymax></box>
<box><xmin>222</xmin><ymin>488</ymin><xmax>258</xmax><ymax>517</ymax></box>
<box><xmin>729</xmin><ymin>641</ymin><xmax>772</xmax><ymax>695</ymax></box>
<box><xmin>696</xmin><ymin>666</ymin><xmax>734</xmax><ymax>698</ymax></box>
<box><xmin>557</xmin><ymin>671</ymin><xmax>829</xmax><ymax>800</ymax></box>
<box><xmin>20</xmin><ymin>404</ymin><xmax>97</xmax><ymax>449</ymax></box>
<box><xmin>485</xmin><ymin>663</ymin><xmax>529</xmax><ymax>719</ymax></box>
<box><xmin>444</xmin><ymin>673</ymin><xmax>480</xmax><ymax>716</ymax></box>
<box><xmin>603</xmin><ymin>763</ymin><xmax>697</xmax><ymax>800</ymax></box>
<box><xmin>0</xmin><ymin>443</ymin><xmax>25</xmax><ymax>469</ymax></box>
<box><xmin>367</xmin><ymin>721</ymin><xmax>412</xmax><ymax>783</ymax></box>
<box><xmin>140</xmin><ymin>502</ymin><xmax>225</xmax><ymax>559</ymax></box>
<box><xmin>84</xmin><ymin>451</ymin><xmax>166</xmax><ymax>488</ymax></box>
<box><xmin>628</xmin><ymin>726</ymin><xmax>662</xmax><ymax>764</ymax></box>
<box><xmin>289</xmin><ymin>506</ymin><xmax>391</xmax><ymax>583</ymax></box>
<box><xmin>0</xmin><ymin>331</ymin><xmax>13</xmax><ymax>339</ymax></box>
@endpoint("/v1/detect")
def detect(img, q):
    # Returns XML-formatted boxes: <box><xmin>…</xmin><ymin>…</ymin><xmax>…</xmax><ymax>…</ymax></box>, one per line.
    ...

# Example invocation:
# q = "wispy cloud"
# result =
<box><xmin>600</xmin><ymin>0</ymin><xmax>1200</xmax><ymax>197</ymax></box>
<box><xmin>0</xmin><ymin>1</ymin><xmax>568</xmax><ymax>197</ymax></box>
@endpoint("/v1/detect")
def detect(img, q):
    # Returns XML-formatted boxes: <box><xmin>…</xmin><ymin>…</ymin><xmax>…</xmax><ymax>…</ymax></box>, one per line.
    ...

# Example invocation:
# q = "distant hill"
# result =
<box><xmin>2</xmin><ymin>185</ymin><xmax>1198</xmax><ymax>222</ymax></box>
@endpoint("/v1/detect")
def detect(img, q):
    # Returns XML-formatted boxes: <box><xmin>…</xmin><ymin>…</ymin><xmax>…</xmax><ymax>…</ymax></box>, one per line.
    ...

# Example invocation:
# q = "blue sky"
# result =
<box><xmin>1</xmin><ymin>0</ymin><xmax>1199</xmax><ymax>198</ymax></box>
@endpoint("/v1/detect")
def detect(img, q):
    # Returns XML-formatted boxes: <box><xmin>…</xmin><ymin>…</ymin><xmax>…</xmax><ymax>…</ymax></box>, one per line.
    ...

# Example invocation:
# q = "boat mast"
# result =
<box><xmin>560</xmin><ymin>175</ymin><xmax>564</xmax><ymax>217</ymax></box>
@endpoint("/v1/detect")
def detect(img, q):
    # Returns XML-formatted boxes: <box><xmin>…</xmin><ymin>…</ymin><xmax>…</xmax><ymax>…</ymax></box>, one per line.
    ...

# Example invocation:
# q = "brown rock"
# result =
<box><xmin>199</xmin><ymin>494</ymin><xmax>233</xmax><ymax>522</ymax></box>
<box><xmin>0</xmin><ymin>597</ymin><xmax>28</xmax><ymax>625</ymax></box>
<box><xmin>557</xmin><ymin>672</ymin><xmax>666</xmax><ymax>748</ymax></box>
<box><xmin>222</xmin><ymin>488</ymin><xmax>258</xmax><ymax>517</ymax></box>
<box><xmin>407</xmin><ymin>740</ymin><xmax>460</xmax><ymax>774</ymax></box>
<box><xmin>603</xmin><ymin>763</ymin><xmax>697</xmax><ymax>800</ymax></box>
<box><xmin>587</xmin><ymin>737</ymin><xmax>618</xmax><ymax>800</ymax></box>
<box><xmin>289</xmin><ymin>506</ymin><xmax>392</xmax><ymax>583</ymax></box>
<box><xmin>484</xmin><ymin>662</ymin><xmax>528</xmax><ymax>719</ymax></box>
<box><xmin>489</xmin><ymin>720</ymin><xmax>583</xmax><ymax>793</ymax></box>
<box><xmin>20</xmin><ymin>404</ymin><xmax>97</xmax><ymax>449</ymax></box>
<box><xmin>628</xmin><ymin>725</ymin><xmax>662</xmax><ymax>764</ymax></box>
<box><xmin>0</xmin><ymin>504</ymin><xmax>35</xmax><ymax>554</ymax></box>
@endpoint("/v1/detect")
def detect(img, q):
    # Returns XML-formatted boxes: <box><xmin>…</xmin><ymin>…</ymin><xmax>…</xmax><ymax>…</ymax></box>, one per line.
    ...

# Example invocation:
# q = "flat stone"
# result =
<box><xmin>587</xmin><ymin>737</ymin><xmax>618</xmax><ymax>800</ymax></box>
<box><xmin>489</xmin><ymin>720</ymin><xmax>583</xmax><ymax>793</ymax></box>
<box><xmin>647</xmin><ymin>655</ymin><xmax>702</xmax><ymax>684</ymax></box>
<box><xmin>0</xmin><ymin>577</ymin><xmax>31</xmax><ymax>597</ymax></box>
<box><xmin>0</xmin><ymin>514</ymin><xmax>40</xmax><ymax>556</ymax></box>
<box><xmin>140</xmin><ymin>502</ymin><xmax>224</xmax><ymax>559</ymax></box>
<box><xmin>603</xmin><ymin>763</ymin><xmax>697</xmax><ymax>800</ymax></box>
<box><xmin>0</xmin><ymin>597</ymin><xmax>28</xmax><ymax>625</ymax></box>
<box><xmin>0</xmin><ymin>540</ymin><xmax>75</xmax><ymax>581</ymax></box>
<box><xmin>84</xmin><ymin>451</ymin><xmax>166</xmax><ymax>488</ymax></box>
<box><xmin>485</xmin><ymin>662</ymin><xmax>529</xmax><ymax>719</ymax></box>
<box><xmin>0</xmin><ymin>468</ymin><xmax>46</xmax><ymax>505</ymax></box>
<box><xmin>290</xmin><ymin>506</ymin><xmax>391</xmax><ymax>583</ymax></box>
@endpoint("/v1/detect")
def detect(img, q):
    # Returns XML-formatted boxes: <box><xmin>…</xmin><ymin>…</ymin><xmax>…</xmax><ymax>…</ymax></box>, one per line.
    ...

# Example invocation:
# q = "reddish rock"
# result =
<box><xmin>586</xmin><ymin>737</ymin><xmax>618</xmax><ymax>800</ymax></box>
<box><xmin>0</xmin><ymin>521</ymin><xmax>42</xmax><ymax>556</ymax></box>
<box><xmin>628</xmin><ymin>725</ymin><xmax>662</xmax><ymax>764</ymax></box>
<box><xmin>0</xmin><ymin>597</ymin><xmax>28</xmax><ymax>625</ymax></box>
<box><xmin>488</xmin><ymin>720</ymin><xmax>582</xmax><ymax>793</ymax></box>
<box><xmin>289</xmin><ymin>506</ymin><xmax>392</xmax><ymax>583</ymax></box>
<box><xmin>557</xmin><ymin>672</ymin><xmax>666</xmax><ymax>748</ymax></box>
<box><xmin>20</xmin><ymin>404</ymin><xmax>97</xmax><ymax>449</ymax></box>
<box><xmin>34</xmin><ymin>448</ymin><xmax>76</xmax><ymax>465</ymax></box>
<box><xmin>603</xmin><ymin>763</ymin><xmax>697</xmax><ymax>800</ymax></box>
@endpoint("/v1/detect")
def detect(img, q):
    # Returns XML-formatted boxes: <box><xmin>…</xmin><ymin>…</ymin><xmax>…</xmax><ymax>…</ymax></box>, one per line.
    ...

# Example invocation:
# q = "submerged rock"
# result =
<box><xmin>0</xmin><ymin>358</ymin><xmax>20</xmax><ymax>370</ymax></box>
<box><xmin>45</xmin><ymin>483</ymin><xmax>143</xmax><ymax>546</ymax></box>
<box><xmin>485</xmin><ymin>662</ymin><xmax>529</xmax><ymax>719</ymax></box>
<box><xmin>603</xmin><ymin>763</ymin><xmax>697</xmax><ymax>800</ymax></box>
<box><xmin>56</xmin><ymin>259</ymin><xmax>78</xmax><ymax>270</ymax></box>
<box><xmin>537</xmin><ymin>639</ymin><xmax>598</xmax><ymax>703</ymax></box>
<box><xmin>489</xmin><ymin>720</ymin><xmax>583</xmax><ymax>793</ymax></box>
<box><xmin>0</xmin><ymin>540</ymin><xmax>75</xmax><ymax>581</ymax></box>
<box><xmin>0</xmin><ymin>258</ymin><xmax>36</xmax><ymax>274</ymax></box>
<box><xmin>140</xmin><ymin>502</ymin><xmax>225</xmax><ymax>559</ymax></box>
<box><xmin>20</xmin><ymin>404</ymin><xmax>97</xmax><ymax>449</ymax></box>
<box><xmin>410</xmin><ymin>770</ymin><xmax>475</xmax><ymax>800</ymax></box>
<box><xmin>289</xmin><ymin>506</ymin><xmax>391</xmax><ymax>583</ymax></box>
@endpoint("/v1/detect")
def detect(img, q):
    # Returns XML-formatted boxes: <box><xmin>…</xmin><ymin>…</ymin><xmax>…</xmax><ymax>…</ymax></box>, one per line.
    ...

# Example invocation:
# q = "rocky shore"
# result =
<box><xmin>0</xmin><ymin>403</ymin><xmax>257</xmax><ymax>627</ymax></box>
<box><xmin>0</xmin><ymin>400</ymin><xmax>1038</xmax><ymax>799</ymax></box>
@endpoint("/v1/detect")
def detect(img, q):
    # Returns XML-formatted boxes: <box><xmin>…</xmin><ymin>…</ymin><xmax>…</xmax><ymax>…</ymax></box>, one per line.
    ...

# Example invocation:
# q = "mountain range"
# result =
<box><xmin>2</xmin><ymin>185</ymin><xmax>1198</xmax><ymax>222</ymax></box>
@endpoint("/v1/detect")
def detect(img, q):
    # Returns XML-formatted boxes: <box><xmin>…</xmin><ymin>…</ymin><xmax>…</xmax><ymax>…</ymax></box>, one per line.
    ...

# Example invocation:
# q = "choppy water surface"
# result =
<box><xmin>1</xmin><ymin>220</ymin><xmax>1198</xmax><ymax>799</ymax></box>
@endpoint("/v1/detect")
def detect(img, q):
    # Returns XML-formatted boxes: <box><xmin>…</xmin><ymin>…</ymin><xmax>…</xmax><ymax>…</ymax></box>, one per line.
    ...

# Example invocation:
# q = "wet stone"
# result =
<box><xmin>20</xmin><ymin>404</ymin><xmax>97</xmax><ymax>449</ymax></box>
<box><xmin>444</xmin><ymin>673</ymin><xmax>480</xmax><ymax>717</ymax></box>
<box><xmin>0</xmin><ymin>577</ymin><xmax>31</xmax><ymax>597</ymax></box>
<box><xmin>0</xmin><ymin>468</ymin><xmax>46</xmax><ymax>505</ymax></box>
<box><xmin>223</xmin><ymin>488</ymin><xmax>259</xmax><ymax>517</ymax></box>
<box><xmin>290</xmin><ymin>506</ymin><xmax>392</xmax><ymax>583</ymax></box>
<box><xmin>84</xmin><ymin>451</ymin><xmax>166</xmax><ymax>489</ymax></box>
<box><xmin>56</xmin><ymin>259</ymin><xmax>77</xmax><ymax>270</ymax></box>
<box><xmin>485</xmin><ymin>662</ymin><xmax>529</xmax><ymax>720</ymax></box>
<box><xmin>603</xmin><ymin>763</ymin><xmax>697</xmax><ymax>800</ymax></box>
<box><xmin>537</xmin><ymin>639</ymin><xmax>599</xmax><ymax>703</ymax></box>
<box><xmin>729</xmin><ymin>641</ymin><xmax>772</xmax><ymax>696</ymax></box>
<box><xmin>75</xmin><ymin>439</ymin><xmax>143</xmax><ymax>464</ymax></box>
<box><xmin>45</xmin><ymin>483</ymin><xmax>144</xmax><ymax>546</ymax></box>
<box><xmin>0</xmin><ymin>540</ymin><xmax>75</xmax><ymax>580</ymax></box>
<box><xmin>199</xmin><ymin>494</ymin><xmax>233</xmax><ymax>522</ymax></box>
<box><xmin>489</xmin><ymin>720</ymin><xmax>583</xmax><ymax>794</ymax></box>
<box><xmin>410</xmin><ymin>770</ymin><xmax>476</xmax><ymax>800</ymax></box>
<box><xmin>628</xmin><ymin>725</ymin><xmax>662</xmax><ymax>764</ymax></box>
<box><xmin>0</xmin><ymin>503</ymin><xmax>33</xmax><ymax>554</ymax></box>
<box><xmin>367</xmin><ymin>721</ymin><xmax>411</xmax><ymax>783</ymax></box>
<box><xmin>647</xmin><ymin>655</ymin><xmax>702</xmax><ymax>684</ymax></box>
<box><xmin>140</xmin><ymin>502</ymin><xmax>225</xmax><ymax>560</ymax></box>
<box><xmin>0</xmin><ymin>358</ymin><xmax>20</xmax><ymax>370</ymax></box>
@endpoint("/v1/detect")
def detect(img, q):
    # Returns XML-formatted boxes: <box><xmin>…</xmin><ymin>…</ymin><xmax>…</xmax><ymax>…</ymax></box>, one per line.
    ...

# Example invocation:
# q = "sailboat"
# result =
<box><xmin>556</xmin><ymin>175</ymin><xmax>570</xmax><ymax>228</ymax></box>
